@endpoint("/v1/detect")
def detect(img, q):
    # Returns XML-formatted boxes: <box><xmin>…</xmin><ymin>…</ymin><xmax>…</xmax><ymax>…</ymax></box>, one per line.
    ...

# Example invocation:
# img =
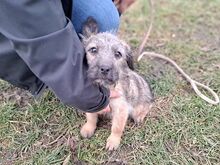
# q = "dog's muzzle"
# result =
<box><xmin>99</xmin><ymin>64</ymin><xmax>112</xmax><ymax>76</ymax></box>
<box><xmin>88</xmin><ymin>64</ymin><xmax>119</xmax><ymax>86</ymax></box>
<box><xmin>98</xmin><ymin>64</ymin><xmax>116</xmax><ymax>84</ymax></box>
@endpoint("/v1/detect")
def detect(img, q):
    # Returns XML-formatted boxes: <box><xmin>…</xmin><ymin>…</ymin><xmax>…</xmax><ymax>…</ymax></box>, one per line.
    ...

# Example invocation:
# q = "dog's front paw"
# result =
<box><xmin>80</xmin><ymin>123</ymin><xmax>96</xmax><ymax>138</ymax></box>
<box><xmin>106</xmin><ymin>135</ymin><xmax>121</xmax><ymax>151</ymax></box>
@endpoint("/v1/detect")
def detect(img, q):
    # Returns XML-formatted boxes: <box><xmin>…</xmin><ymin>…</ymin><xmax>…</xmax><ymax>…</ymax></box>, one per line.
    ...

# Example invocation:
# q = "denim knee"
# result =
<box><xmin>71</xmin><ymin>0</ymin><xmax>120</xmax><ymax>34</ymax></box>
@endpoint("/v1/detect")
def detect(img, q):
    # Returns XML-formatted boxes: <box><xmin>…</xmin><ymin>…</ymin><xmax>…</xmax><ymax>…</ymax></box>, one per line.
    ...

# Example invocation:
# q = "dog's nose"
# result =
<box><xmin>100</xmin><ymin>65</ymin><xmax>112</xmax><ymax>75</ymax></box>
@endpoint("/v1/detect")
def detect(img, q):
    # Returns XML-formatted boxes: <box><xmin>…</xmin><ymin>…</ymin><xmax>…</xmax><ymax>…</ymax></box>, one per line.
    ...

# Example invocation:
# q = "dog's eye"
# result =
<box><xmin>89</xmin><ymin>47</ymin><xmax>98</xmax><ymax>54</ymax></box>
<box><xmin>115</xmin><ymin>51</ymin><xmax>122</xmax><ymax>59</ymax></box>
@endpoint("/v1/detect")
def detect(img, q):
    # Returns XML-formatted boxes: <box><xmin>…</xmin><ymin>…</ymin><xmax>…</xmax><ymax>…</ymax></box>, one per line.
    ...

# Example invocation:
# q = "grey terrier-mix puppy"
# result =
<box><xmin>80</xmin><ymin>17</ymin><xmax>153</xmax><ymax>150</ymax></box>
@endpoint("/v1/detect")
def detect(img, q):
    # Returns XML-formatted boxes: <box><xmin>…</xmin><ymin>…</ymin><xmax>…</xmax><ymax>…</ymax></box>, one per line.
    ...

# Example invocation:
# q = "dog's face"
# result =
<box><xmin>82</xmin><ymin>18</ymin><xmax>134</xmax><ymax>87</ymax></box>
<box><xmin>83</xmin><ymin>33</ymin><xmax>133</xmax><ymax>86</ymax></box>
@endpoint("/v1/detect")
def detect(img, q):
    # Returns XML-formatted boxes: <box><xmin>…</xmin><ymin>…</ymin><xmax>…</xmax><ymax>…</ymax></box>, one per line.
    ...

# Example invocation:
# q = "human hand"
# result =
<box><xmin>113</xmin><ymin>0</ymin><xmax>136</xmax><ymax>14</ymax></box>
<box><xmin>97</xmin><ymin>90</ymin><xmax>121</xmax><ymax>115</ymax></box>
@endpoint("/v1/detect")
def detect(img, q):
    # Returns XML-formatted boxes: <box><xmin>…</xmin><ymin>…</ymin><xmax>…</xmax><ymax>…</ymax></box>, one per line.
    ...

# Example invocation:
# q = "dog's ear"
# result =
<box><xmin>82</xmin><ymin>17</ymin><xmax>99</xmax><ymax>38</ymax></box>
<box><xmin>126</xmin><ymin>48</ymin><xmax>134</xmax><ymax>70</ymax></box>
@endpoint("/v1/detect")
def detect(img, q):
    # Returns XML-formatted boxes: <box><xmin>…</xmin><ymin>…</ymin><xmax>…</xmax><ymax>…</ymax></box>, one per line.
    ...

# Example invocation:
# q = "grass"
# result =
<box><xmin>1</xmin><ymin>0</ymin><xmax>220</xmax><ymax>164</ymax></box>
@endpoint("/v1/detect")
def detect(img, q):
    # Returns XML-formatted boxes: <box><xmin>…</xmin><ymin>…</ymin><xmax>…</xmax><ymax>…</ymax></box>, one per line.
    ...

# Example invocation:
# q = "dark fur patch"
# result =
<box><xmin>126</xmin><ymin>53</ymin><xmax>134</xmax><ymax>70</ymax></box>
<box><xmin>82</xmin><ymin>17</ymin><xmax>99</xmax><ymax>38</ymax></box>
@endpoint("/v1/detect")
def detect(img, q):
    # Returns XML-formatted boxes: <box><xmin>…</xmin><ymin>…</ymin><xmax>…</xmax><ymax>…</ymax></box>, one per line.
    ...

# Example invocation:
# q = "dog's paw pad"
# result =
<box><xmin>80</xmin><ymin>124</ymin><xmax>96</xmax><ymax>138</ymax></box>
<box><xmin>106</xmin><ymin>135</ymin><xmax>121</xmax><ymax>151</ymax></box>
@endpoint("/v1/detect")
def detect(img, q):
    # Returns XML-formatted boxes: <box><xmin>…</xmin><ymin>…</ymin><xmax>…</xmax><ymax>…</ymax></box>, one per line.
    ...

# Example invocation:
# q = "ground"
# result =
<box><xmin>0</xmin><ymin>0</ymin><xmax>220</xmax><ymax>164</ymax></box>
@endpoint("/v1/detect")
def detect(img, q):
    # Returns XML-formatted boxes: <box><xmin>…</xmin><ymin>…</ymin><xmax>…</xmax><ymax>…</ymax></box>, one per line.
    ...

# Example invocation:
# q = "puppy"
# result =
<box><xmin>80</xmin><ymin>17</ymin><xmax>153</xmax><ymax>150</ymax></box>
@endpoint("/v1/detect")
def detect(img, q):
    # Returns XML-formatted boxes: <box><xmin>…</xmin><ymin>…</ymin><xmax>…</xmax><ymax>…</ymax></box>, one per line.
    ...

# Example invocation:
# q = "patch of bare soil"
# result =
<box><xmin>0</xmin><ymin>85</ymin><xmax>33</xmax><ymax>107</ymax></box>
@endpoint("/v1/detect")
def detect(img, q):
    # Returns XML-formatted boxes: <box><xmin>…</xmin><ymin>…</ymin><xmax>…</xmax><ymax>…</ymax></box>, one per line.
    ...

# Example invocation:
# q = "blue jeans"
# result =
<box><xmin>71</xmin><ymin>0</ymin><xmax>120</xmax><ymax>33</ymax></box>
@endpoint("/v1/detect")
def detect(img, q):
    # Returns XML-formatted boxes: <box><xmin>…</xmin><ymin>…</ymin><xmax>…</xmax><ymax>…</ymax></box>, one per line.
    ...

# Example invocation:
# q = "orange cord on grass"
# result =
<box><xmin>138</xmin><ymin>52</ymin><xmax>220</xmax><ymax>105</ymax></box>
<box><xmin>137</xmin><ymin>0</ymin><xmax>220</xmax><ymax>105</ymax></box>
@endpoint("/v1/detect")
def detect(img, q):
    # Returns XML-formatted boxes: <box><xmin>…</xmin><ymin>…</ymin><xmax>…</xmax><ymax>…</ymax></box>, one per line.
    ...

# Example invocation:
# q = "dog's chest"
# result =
<box><xmin>112</xmin><ymin>76</ymin><xmax>141</xmax><ymax>104</ymax></box>
<box><xmin>109</xmin><ymin>83</ymin><xmax>134</xmax><ymax>114</ymax></box>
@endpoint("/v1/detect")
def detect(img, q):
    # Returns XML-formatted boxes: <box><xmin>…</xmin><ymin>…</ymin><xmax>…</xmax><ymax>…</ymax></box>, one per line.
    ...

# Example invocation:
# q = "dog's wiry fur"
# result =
<box><xmin>80</xmin><ymin>17</ymin><xmax>153</xmax><ymax>150</ymax></box>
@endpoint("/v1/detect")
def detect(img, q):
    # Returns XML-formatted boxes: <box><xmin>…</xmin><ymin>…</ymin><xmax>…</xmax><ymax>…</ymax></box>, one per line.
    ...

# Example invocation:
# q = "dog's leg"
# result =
<box><xmin>131</xmin><ymin>104</ymin><xmax>152</xmax><ymax>124</ymax></box>
<box><xmin>106</xmin><ymin>100</ymin><xmax>129</xmax><ymax>150</ymax></box>
<box><xmin>80</xmin><ymin>113</ymin><xmax>98</xmax><ymax>138</ymax></box>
